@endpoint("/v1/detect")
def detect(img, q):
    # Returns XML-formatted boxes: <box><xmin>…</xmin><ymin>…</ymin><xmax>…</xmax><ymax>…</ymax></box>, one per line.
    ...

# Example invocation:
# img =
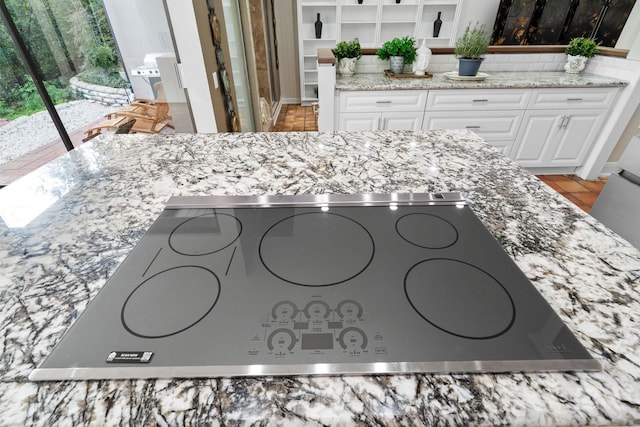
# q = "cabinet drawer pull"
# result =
<box><xmin>375</xmin><ymin>101</ymin><xmax>392</xmax><ymax>104</ymax></box>
<box><xmin>466</xmin><ymin>126</ymin><xmax>481</xmax><ymax>129</ymax></box>
<box><xmin>566</xmin><ymin>98</ymin><xmax>583</xmax><ymax>101</ymax></box>
<box><xmin>472</xmin><ymin>99</ymin><xmax>489</xmax><ymax>102</ymax></box>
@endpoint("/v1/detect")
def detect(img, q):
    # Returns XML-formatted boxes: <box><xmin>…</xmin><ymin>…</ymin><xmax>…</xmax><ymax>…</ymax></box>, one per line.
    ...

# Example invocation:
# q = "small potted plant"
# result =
<box><xmin>334</xmin><ymin>39</ymin><xmax>362</xmax><ymax>76</ymax></box>
<box><xmin>454</xmin><ymin>23</ymin><xmax>490</xmax><ymax>76</ymax></box>
<box><xmin>376</xmin><ymin>36</ymin><xmax>417</xmax><ymax>75</ymax></box>
<box><xmin>564</xmin><ymin>37</ymin><xmax>598</xmax><ymax>74</ymax></box>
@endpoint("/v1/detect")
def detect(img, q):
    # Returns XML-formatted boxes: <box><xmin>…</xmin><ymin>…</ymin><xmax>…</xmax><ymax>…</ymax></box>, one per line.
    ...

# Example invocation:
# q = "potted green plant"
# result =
<box><xmin>454</xmin><ymin>23</ymin><xmax>490</xmax><ymax>76</ymax></box>
<box><xmin>334</xmin><ymin>39</ymin><xmax>362</xmax><ymax>76</ymax></box>
<box><xmin>564</xmin><ymin>37</ymin><xmax>598</xmax><ymax>74</ymax></box>
<box><xmin>376</xmin><ymin>36</ymin><xmax>417</xmax><ymax>75</ymax></box>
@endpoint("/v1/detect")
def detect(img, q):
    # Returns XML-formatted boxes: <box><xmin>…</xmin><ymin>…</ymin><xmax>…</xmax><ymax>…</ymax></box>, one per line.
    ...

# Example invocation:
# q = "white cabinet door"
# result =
<box><xmin>550</xmin><ymin>110</ymin><xmax>606</xmax><ymax>166</ymax></box>
<box><xmin>338</xmin><ymin>113</ymin><xmax>380</xmax><ymax>131</ymax></box>
<box><xmin>381</xmin><ymin>112</ymin><xmax>423</xmax><ymax>131</ymax></box>
<box><xmin>514</xmin><ymin>109</ymin><xmax>606</xmax><ymax>167</ymax></box>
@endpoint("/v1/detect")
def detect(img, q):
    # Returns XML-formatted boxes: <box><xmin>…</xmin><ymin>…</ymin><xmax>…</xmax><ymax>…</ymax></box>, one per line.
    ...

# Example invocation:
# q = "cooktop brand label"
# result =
<box><xmin>106</xmin><ymin>351</ymin><xmax>153</xmax><ymax>364</ymax></box>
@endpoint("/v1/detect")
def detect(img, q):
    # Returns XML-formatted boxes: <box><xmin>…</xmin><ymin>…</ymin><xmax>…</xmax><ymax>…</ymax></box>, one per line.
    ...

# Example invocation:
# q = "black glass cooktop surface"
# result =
<box><xmin>30</xmin><ymin>193</ymin><xmax>599</xmax><ymax>380</ymax></box>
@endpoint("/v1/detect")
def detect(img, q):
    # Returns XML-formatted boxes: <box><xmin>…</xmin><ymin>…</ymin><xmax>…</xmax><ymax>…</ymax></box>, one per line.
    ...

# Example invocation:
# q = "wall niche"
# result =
<box><xmin>491</xmin><ymin>0</ymin><xmax>636</xmax><ymax>47</ymax></box>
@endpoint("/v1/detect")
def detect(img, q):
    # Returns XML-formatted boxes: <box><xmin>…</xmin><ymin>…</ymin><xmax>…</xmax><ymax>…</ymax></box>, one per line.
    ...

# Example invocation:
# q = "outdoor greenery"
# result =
<box><xmin>566</xmin><ymin>37</ymin><xmax>599</xmax><ymax>58</ymax></box>
<box><xmin>454</xmin><ymin>23</ymin><xmax>490</xmax><ymax>59</ymax></box>
<box><xmin>334</xmin><ymin>39</ymin><xmax>362</xmax><ymax>61</ymax></box>
<box><xmin>376</xmin><ymin>36</ymin><xmax>417</xmax><ymax>64</ymax></box>
<box><xmin>77</xmin><ymin>69</ymin><xmax>128</xmax><ymax>88</ymax></box>
<box><xmin>0</xmin><ymin>78</ymin><xmax>70</xmax><ymax>120</ymax></box>
<box><xmin>0</xmin><ymin>0</ymin><xmax>124</xmax><ymax>119</ymax></box>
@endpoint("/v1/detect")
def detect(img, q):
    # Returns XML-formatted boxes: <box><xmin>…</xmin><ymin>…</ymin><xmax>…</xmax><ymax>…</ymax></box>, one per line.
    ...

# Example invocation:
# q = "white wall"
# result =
<box><xmin>617</xmin><ymin>1</ymin><xmax>640</xmax><ymax>50</ymax></box>
<box><xmin>103</xmin><ymin>0</ymin><xmax>175</xmax><ymax>99</ymax></box>
<box><xmin>457</xmin><ymin>0</ymin><xmax>500</xmax><ymax>36</ymax></box>
<box><xmin>274</xmin><ymin>0</ymin><xmax>300</xmax><ymax>103</ymax></box>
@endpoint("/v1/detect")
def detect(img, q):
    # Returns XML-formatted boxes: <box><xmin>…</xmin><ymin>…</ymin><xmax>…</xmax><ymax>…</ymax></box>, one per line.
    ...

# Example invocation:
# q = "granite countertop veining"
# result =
<box><xmin>335</xmin><ymin>71</ymin><xmax>628</xmax><ymax>91</ymax></box>
<box><xmin>0</xmin><ymin>130</ymin><xmax>639</xmax><ymax>426</ymax></box>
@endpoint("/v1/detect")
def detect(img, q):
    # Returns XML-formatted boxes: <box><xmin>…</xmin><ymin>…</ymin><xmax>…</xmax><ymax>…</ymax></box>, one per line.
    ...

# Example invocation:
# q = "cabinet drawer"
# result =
<box><xmin>426</xmin><ymin>89</ymin><xmax>530</xmax><ymax>111</ymax></box>
<box><xmin>423</xmin><ymin>111</ymin><xmax>524</xmax><ymax>141</ymax></box>
<box><xmin>527</xmin><ymin>87</ymin><xmax>617</xmax><ymax>109</ymax></box>
<box><xmin>339</xmin><ymin>90</ymin><xmax>427</xmax><ymax>113</ymax></box>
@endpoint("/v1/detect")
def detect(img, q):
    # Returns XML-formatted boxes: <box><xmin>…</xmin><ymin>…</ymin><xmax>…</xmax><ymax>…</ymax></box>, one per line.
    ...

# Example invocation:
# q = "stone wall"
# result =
<box><xmin>69</xmin><ymin>76</ymin><xmax>131</xmax><ymax>106</ymax></box>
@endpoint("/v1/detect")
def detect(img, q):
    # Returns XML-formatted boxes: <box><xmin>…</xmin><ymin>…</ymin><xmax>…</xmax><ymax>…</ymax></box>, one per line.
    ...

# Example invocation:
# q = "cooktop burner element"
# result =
<box><xmin>122</xmin><ymin>266</ymin><xmax>221</xmax><ymax>338</ymax></box>
<box><xmin>169</xmin><ymin>213</ymin><xmax>241</xmax><ymax>256</ymax></box>
<box><xmin>30</xmin><ymin>193</ymin><xmax>600</xmax><ymax>381</ymax></box>
<box><xmin>259</xmin><ymin>212</ymin><xmax>375</xmax><ymax>286</ymax></box>
<box><xmin>404</xmin><ymin>259</ymin><xmax>515</xmax><ymax>339</ymax></box>
<box><xmin>396</xmin><ymin>213</ymin><xmax>458</xmax><ymax>248</ymax></box>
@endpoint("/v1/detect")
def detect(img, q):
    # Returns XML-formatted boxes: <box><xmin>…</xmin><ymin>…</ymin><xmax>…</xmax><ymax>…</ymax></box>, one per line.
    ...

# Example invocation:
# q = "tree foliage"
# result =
<box><xmin>0</xmin><ymin>0</ymin><xmax>122</xmax><ymax>116</ymax></box>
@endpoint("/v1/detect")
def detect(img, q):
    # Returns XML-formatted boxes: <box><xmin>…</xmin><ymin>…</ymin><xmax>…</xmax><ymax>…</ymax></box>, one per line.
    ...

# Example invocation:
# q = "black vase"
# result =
<box><xmin>433</xmin><ymin>11</ymin><xmax>442</xmax><ymax>38</ymax></box>
<box><xmin>315</xmin><ymin>13</ymin><xmax>323</xmax><ymax>39</ymax></box>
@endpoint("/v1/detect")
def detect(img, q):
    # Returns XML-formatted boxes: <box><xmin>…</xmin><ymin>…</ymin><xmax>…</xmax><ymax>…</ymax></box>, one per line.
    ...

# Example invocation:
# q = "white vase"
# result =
<box><xmin>389</xmin><ymin>56</ymin><xmax>405</xmax><ymax>74</ymax></box>
<box><xmin>337</xmin><ymin>57</ymin><xmax>357</xmax><ymax>76</ymax></box>
<box><xmin>564</xmin><ymin>55</ymin><xmax>588</xmax><ymax>74</ymax></box>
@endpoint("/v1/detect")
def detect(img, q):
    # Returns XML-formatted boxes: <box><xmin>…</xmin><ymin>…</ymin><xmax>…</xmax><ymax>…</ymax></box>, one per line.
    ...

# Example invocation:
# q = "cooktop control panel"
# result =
<box><xmin>250</xmin><ymin>299</ymin><xmax>386</xmax><ymax>359</ymax></box>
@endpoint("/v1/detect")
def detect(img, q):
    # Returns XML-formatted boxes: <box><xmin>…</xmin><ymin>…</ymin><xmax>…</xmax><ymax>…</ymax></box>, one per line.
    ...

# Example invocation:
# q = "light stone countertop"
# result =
<box><xmin>335</xmin><ymin>71</ymin><xmax>628</xmax><ymax>91</ymax></box>
<box><xmin>0</xmin><ymin>130</ymin><xmax>638</xmax><ymax>426</ymax></box>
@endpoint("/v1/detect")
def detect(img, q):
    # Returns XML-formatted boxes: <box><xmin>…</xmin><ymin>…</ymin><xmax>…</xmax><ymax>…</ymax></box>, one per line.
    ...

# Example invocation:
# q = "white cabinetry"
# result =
<box><xmin>423</xmin><ymin>89</ymin><xmax>529</xmax><ymax>156</ymax></box>
<box><xmin>297</xmin><ymin>1</ymin><xmax>338</xmax><ymax>104</ymax></box>
<box><xmin>335</xmin><ymin>85</ymin><xmax>619</xmax><ymax>171</ymax></box>
<box><xmin>514</xmin><ymin>110</ymin><xmax>607</xmax><ymax>167</ymax></box>
<box><xmin>298</xmin><ymin>0</ymin><xmax>463</xmax><ymax>103</ymax></box>
<box><xmin>338</xmin><ymin>90</ymin><xmax>426</xmax><ymax>130</ymax></box>
<box><xmin>512</xmin><ymin>88</ymin><xmax>614</xmax><ymax>168</ymax></box>
<box><xmin>340</xmin><ymin>0</ymin><xmax>462</xmax><ymax>48</ymax></box>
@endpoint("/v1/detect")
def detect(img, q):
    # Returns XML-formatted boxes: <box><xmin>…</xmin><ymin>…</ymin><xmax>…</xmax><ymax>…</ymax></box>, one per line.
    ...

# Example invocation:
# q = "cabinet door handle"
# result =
<box><xmin>376</xmin><ymin>100</ymin><xmax>392</xmax><ymax>104</ymax></box>
<box><xmin>562</xmin><ymin>115</ymin><xmax>572</xmax><ymax>129</ymax></box>
<box><xmin>472</xmin><ymin>99</ymin><xmax>489</xmax><ymax>102</ymax></box>
<box><xmin>566</xmin><ymin>98</ymin><xmax>583</xmax><ymax>101</ymax></box>
<box><xmin>558</xmin><ymin>115</ymin><xmax>567</xmax><ymax>129</ymax></box>
<box><xmin>466</xmin><ymin>126</ymin><xmax>481</xmax><ymax>129</ymax></box>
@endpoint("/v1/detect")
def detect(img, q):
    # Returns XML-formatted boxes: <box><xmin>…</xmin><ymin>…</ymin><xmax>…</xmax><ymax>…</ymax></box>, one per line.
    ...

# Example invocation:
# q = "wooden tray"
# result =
<box><xmin>384</xmin><ymin>70</ymin><xmax>433</xmax><ymax>79</ymax></box>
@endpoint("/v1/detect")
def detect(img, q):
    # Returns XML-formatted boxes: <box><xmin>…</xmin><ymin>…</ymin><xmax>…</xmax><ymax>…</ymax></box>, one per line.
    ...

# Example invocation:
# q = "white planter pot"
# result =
<box><xmin>337</xmin><ymin>57</ymin><xmax>357</xmax><ymax>76</ymax></box>
<box><xmin>389</xmin><ymin>56</ymin><xmax>405</xmax><ymax>74</ymax></box>
<box><xmin>564</xmin><ymin>55</ymin><xmax>588</xmax><ymax>74</ymax></box>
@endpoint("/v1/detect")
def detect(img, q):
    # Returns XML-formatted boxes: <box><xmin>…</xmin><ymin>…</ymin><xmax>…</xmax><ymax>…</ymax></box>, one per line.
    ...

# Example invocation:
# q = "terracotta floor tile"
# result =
<box><xmin>551</xmin><ymin>177</ymin><xmax>590</xmax><ymax>193</ymax></box>
<box><xmin>579</xmin><ymin>179</ymin><xmax>606</xmax><ymax>192</ymax></box>
<box><xmin>570</xmin><ymin>191</ymin><xmax>599</xmax><ymax>207</ymax></box>
<box><xmin>561</xmin><ymin>193</ymin><xmax>590</xmax><ymax>212</ymax></box>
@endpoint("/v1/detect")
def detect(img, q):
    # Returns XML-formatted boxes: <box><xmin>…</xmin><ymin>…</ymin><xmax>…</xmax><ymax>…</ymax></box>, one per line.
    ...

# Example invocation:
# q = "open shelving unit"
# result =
<box><xmin>297</xmin><ymin>0</ymin><xmax>463</xmax><ymax>104</ymax></box>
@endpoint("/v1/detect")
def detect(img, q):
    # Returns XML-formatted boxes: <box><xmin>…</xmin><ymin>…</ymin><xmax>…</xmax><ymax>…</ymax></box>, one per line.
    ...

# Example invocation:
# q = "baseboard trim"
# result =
<box><xmin>599</xmin><ymin>162</ymin><xmax>619</xmax><ymax>176</ymax></box>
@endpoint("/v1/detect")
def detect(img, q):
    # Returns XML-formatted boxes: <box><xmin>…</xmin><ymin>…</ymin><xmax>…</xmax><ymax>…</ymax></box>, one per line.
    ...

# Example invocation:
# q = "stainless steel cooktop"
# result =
<box><xmin>30</xmin><ymin>193</ymin><xmax>600</xmax><ymax>380</ymax></box>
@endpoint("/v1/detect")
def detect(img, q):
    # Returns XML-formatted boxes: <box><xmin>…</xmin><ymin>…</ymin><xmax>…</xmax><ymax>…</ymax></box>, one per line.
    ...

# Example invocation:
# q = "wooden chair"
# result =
<box><xmin>83</xmin><ymin>116</ymin><xmax>137</xmax><ymax>142</ymax></box>
<box><xmin>83</xmin><ymin>82</ymin><xmax>174</xmax><ymax>140</ymax></box>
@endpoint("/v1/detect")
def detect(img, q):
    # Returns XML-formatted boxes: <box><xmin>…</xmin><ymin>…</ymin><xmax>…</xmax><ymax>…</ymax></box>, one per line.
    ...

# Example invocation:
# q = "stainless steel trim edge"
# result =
<box><xmin>165</xmin><ymin>193</ymin><xmax>467</xmax><ymax>209</ymax></box>
<box><xmin>29</xmin><ymin>358</ymin><xmax>600</xmax><ymax>381</ymax></box>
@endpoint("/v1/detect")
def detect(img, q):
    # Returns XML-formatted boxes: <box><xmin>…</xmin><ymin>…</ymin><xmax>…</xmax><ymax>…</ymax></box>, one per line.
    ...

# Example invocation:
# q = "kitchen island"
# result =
<box><xmin>0</xmin><ymin>130</ymin><xmax>638</xmax><ymax>425</ymax></box>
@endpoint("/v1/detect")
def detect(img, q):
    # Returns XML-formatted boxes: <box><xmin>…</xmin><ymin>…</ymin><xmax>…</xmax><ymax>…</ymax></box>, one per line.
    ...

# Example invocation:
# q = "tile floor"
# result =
<box><xmin>0</xmin><ymin>104</ymin><xmax>606</xmax><ymax>214</ymax></box>
<box><xmin>272</xmin><ymin>104</ymin><xmax>318</xmax><ymax>132</ymax></box>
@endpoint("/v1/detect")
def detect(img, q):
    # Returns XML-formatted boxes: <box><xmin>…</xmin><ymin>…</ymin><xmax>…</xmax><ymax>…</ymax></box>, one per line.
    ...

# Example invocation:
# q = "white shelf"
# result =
<box><xmin>297</xmin><ymin>0</ymin><xmax>464</xmax><ymax>102</ymax></box>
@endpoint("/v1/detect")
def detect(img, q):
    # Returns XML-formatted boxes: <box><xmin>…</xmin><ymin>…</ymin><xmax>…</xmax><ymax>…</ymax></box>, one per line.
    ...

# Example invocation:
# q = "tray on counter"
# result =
<box><xmin>384</xmin><ymin>70</ymin><xmax>433</xmax><ymax>79</ymax></box>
